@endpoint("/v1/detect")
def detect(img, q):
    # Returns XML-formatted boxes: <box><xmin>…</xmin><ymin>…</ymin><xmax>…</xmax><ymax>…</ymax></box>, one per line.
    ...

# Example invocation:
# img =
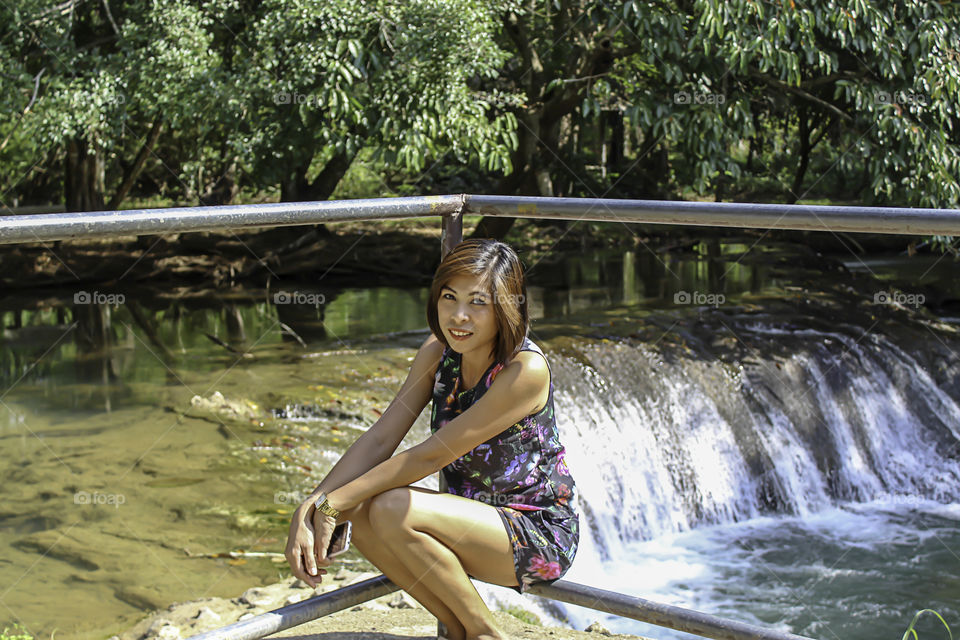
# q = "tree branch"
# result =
<box><xmin>0</xmin><ymin>69</ymin><xmax>46</xmax><ymax>153</ymax></box>
<box><xmin>107</xmin><ymin>116</ymin><xmax>163</xmax><ymax>210</ymax></box>
<box><xmin>749</xmin><ymin>71</ymin><xmax>854</xmax><ymax>122</ymax></box>
<box><xmin>100</xmin><ymin>0</ymin><xmax>120</xmax><ymax>36</ymax></box>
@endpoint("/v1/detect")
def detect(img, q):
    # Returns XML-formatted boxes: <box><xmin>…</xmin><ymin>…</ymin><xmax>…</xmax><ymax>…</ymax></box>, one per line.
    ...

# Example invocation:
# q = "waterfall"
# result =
<box><xmin>547</xmin><ymin>324</ymin><xmax>960</xmax><ymax>558</ymax></box>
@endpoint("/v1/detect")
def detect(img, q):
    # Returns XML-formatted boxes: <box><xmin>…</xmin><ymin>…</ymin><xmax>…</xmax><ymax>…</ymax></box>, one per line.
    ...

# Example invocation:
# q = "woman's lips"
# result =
<box><xmin>448</xmin><ymin>328</ymin><xmax>473</xmax><ymax>341</ymax></box>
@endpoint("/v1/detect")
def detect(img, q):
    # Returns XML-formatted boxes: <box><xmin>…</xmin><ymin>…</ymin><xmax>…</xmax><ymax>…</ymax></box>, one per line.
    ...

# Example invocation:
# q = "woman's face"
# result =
<box><xmin>437</xmin><ymin>273</ymin><xmax>498</xmax><ymax>360</ymax></box>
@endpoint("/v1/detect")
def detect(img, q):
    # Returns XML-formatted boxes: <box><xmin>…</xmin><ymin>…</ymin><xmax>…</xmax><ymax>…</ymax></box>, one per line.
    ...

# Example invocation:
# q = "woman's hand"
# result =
<box><xmin>311</xmin><ymin>509</ymin><xmax>338</xmax><ymax>574</ymax></box>
<box><xmin>285</xmin><ymin>503</ymin><xmax>332</xmax><ymax>588</ymax></box>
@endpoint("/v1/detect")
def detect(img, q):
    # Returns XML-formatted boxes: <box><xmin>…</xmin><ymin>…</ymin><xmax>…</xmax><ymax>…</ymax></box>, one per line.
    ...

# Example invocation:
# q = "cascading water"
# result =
<box><xmin>484</xmin><ymin>313</ymin><xmax>960</xmax><ymax>639</ymax></box>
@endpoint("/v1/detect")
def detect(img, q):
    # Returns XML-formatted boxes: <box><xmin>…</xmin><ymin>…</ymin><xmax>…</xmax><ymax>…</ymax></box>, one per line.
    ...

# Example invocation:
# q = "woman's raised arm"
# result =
<box><xmin>298</xmin><ymin>334</ymin><xmax>445</xmax><ymax>508</ymax></box>
<box><xmin>323</xmin><ymin>350</ymin><xmax>549</xmax><ymax>512</ymax></box>
<box><xmin>285</xmin><ymin>334</ymin><xmax>444</xmax><ymax>585</ymax></box>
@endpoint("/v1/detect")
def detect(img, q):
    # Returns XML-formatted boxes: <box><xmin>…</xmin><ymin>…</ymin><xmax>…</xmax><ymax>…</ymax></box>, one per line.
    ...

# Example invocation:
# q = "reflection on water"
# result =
<box><xmin>0</xmin><ymin>242</ymin><xmax>951</xmax><ymax>638</ymax></box>
<box><xmin>1</xmin><ymin>242</ymin><xmax>805</xmax><ymax>407</ymax></box>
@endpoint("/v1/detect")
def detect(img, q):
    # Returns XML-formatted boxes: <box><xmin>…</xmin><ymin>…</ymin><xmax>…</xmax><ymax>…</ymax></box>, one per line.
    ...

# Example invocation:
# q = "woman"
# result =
<box><xmin>285</xmin><ymin>238</ymin><xmax>579</xmax><ymax>640</ymax></box>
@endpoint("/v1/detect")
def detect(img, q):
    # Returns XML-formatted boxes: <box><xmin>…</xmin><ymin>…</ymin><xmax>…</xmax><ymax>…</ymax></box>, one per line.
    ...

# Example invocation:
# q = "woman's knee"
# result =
<box><xmin>367</xmin><ymin>487</ymin><xmax>414</xmax><ymax>530</ymax></box>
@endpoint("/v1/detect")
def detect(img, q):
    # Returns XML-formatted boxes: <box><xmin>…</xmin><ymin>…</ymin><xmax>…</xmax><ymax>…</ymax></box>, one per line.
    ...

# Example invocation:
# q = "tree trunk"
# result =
<box><xmin>199</xmin><ymin>156</ymin><xmax>240</xmax><ymax>206</ymax></box>
<box><xmin>109</xmin><ymin>116</ymin><xmax>164</xmax><ymax>210</ymax></box>
<box><xmin>64</xmin><ymin>137</ymin><xmax>105</xmax><ymax>212</ymax></box>
<box><xmin>790</xmin><ymin>106</ymin><xmax>811</xmax><ymax>203</ymax></box>
<box><xmin>472</xmin><ymin>111</ymin><xmax>558</xmax><ymax>239</ymax></box>
<box><xmin>305</xmin><ymin>147</ymin><xmax>357</xmax><ymax>201</ymax></box>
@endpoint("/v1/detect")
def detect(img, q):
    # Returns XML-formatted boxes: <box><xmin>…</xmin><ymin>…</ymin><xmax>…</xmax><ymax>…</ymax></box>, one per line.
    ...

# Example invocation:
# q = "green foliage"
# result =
<box><xmin>500</xmin><ymin>604</ymin><xmax>541</xmax><ymax>626</ymax></box>
<box><xmin>0</xmin><ymin>0</ymin><xmax>519</xmax><ymax>206</ymax></box>
<box><xmin>489</xmin><ymin>0</ymin><xmax>959</xmax><ymax>207</ymax></box>
<box><xmin>1</xmin><ymin>0</ymin><xmax>958</xmax><ymax>213</ymax></box>
<box><xmin>0</xmin><ymin>624</ymin><xmax>32</xmax><ymax>640</ymax></box>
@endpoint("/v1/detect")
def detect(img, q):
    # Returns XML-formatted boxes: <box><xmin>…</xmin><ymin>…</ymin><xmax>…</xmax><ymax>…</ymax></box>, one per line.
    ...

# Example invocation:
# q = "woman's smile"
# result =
<box><xmin>448</xmin><ymin>327</ymin><xmax>474</xmax><ymax>340</ymax></box>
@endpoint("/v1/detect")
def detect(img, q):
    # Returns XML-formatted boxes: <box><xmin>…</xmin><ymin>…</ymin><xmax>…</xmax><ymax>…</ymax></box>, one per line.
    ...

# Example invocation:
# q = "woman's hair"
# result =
<box><xmin>427</xmin><ymin>238</ymin><xmax>528</xmax><ymax>363</ymax></box>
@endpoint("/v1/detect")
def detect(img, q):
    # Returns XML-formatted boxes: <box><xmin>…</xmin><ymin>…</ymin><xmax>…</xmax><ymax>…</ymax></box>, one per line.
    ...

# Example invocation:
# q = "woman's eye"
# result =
<box><xmin>472</xmin><ymin>298</ymin><xmax>487</xmax><ymax>305</ymax></box>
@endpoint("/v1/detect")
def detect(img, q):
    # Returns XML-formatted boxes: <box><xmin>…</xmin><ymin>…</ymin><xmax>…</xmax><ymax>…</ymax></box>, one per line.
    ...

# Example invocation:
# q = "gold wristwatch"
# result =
<box><xmin>313</xmin><ymin>492</ymin><xmax>341</xmax><ymax>519</ymax></box>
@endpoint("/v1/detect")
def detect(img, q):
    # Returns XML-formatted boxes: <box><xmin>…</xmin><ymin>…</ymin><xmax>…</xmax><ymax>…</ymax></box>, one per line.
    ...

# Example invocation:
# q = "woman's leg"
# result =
<box><xmin>340</xmin><ymin>492</ymin><xmax>468</xmax><ymax>639</ymax></box>
<box><xmin>365</xmin><ymin>487</ymin><xmax>520</xmax><ymax>640</ymax></box>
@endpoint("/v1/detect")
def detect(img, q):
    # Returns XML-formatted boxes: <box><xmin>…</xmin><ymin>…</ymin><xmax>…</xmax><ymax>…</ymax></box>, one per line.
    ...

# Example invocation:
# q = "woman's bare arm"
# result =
<box><xmin>325</xmin><ymin>350</ymin><xmax>549</xmax><ymax>512</ymax></box>
<box><xmin>298</xmin><ymin>334</ymin><xmax>445</xmax><ymax>510</ymax></box>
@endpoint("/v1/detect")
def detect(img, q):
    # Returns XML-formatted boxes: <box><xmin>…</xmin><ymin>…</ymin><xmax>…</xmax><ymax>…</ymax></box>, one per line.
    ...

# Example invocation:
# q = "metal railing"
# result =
<box><xmin>3</xmin><ymin>194</ymin><xmax>960</xmax><ymax>246</ymax></box>
<box><xmin>186</xmin><ymin>574</ymin><xmax>814</xmax><ymax>640</ymax></box>
<box><xmin>5</xmin><ymin>194</ymin><xmax>955</xmax><ymax>640</ymax></box>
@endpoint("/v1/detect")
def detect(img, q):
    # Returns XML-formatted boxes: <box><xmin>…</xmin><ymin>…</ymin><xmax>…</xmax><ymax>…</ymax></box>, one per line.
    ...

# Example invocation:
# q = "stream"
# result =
<box><xmin>1</xmin><ymin>241</ymin><xmax>959</xmax><ymax>639</ymax></box>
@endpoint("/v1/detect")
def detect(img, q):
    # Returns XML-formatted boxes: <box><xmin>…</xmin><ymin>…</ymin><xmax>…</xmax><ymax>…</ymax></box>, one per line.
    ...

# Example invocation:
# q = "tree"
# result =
<box><xmin>230</xmin><ymin>0</ymin><xmax>520</xmax><ymax>203</ymax></box>
<box><xmin>0</xmin><ymin>0</ymin><xmax>222</xmax><ymax>212</ymax></box>
<box><xmin>472</xmin><ymin>0</ymin><xmax>960</xmax><ymax>237</ymax></box>
<box><xmin>0</xmin><ymin>0</ymin><xmax>520</xmax><ymax>211</ymax></box>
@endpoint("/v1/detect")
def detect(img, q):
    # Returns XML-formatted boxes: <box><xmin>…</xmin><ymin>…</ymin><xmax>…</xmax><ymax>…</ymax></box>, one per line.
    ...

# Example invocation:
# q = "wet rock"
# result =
<box><xmin>155</xmin><ymin>625</ymin><xmax>182</xmax><ymax>640</ymax></box>
<box><xmin>144</xmin><ymin>619</ymin><xmax>181</xmax><ymax>640</ymax></box>
<box><xmin>187</xmin><ymin>392</ymin><xmax>260</xmax><ymax>425</ymax></box>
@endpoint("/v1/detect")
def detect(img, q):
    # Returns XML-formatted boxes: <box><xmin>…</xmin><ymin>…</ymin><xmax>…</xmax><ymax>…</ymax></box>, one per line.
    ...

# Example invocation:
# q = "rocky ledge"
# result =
<box><xmin>114</xmin><ymin>569</ymin><xmax>653</xmax><ymax>640</ymax></box>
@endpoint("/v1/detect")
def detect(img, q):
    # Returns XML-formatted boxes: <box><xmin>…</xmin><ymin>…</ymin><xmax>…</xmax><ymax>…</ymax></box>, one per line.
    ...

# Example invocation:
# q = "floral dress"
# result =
<box><xmin>430</xmin><ymin>336</ymin><xmax>580</xmax><ymax>593</ymax></box>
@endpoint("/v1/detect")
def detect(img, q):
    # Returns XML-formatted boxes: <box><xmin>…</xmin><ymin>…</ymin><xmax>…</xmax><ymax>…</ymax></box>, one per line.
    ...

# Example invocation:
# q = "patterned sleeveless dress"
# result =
<box><xmin>430</xmin><ymin>336</ymin><xmax>579</xmax><ymax>593</ymax></box>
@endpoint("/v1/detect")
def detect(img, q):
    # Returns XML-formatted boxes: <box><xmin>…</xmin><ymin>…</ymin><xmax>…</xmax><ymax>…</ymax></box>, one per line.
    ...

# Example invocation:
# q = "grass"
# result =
<box><xmin>902</xmin><ymin>609</ymin><xmax>953</xmax><ymax>640</ymax></box>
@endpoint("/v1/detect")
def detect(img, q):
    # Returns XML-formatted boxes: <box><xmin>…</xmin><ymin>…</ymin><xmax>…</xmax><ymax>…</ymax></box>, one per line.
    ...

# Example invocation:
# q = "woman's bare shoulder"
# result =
<box><xmin>416</xmin><ymin>333</ymin><xmax>446</xmax><ymax>367</ymax></box>
<box><xmin>503</xmin><ymin>349</ymin><xmax>550</xmax><ymax>385</ymax></box>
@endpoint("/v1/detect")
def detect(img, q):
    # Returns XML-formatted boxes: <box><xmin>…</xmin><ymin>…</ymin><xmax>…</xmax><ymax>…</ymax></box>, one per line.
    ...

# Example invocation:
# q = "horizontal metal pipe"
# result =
<box><xmin>528</xmin><ymin>580</ymin><xmax>817</xmax><ymax>640</ymax></box>
<box><xmin>0</xmin><ymin>195</ymin><xmax>464</xmax><ymax>245</ymax></box>
<box><xmin>3</xmin><ymin>195</ymin><xmax>959</xmax><ymax>246</ymax></box>
<box><xmin>186</xmin><ymin>575</ymin><xmax>400</xmax><ymax>640</ymax></box>
<box><xmin>463</xmin><ymin>195</ymin><xmax>960</xmax><ymax>236</ymax></box>
<box><xmin>186</xmin><ymin>574</ymin><xmax>815</xmax><ymax>640</ymax></box>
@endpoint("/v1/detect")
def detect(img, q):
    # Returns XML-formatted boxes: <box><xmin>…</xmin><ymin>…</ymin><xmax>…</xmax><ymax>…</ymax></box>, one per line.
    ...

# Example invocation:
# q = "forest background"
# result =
<box><xmin>2</xmin><ymin>0</ymin><xmax>959</xmax><ymax>252</ymax></box>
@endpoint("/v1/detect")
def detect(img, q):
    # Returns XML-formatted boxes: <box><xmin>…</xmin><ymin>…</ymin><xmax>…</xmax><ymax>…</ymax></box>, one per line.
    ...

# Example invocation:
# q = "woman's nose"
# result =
<box><xmin>452</xmin><ymin>304</ymin><xmax>469</xmax><ymax>322</ymax></box>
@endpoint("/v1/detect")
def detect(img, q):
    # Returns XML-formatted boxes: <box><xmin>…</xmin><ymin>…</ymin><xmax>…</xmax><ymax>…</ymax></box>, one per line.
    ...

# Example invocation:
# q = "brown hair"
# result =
<box><xmin>427</xmin><ymin>238</ymin><xmax>528</xmax><ymax>364</ymax></box>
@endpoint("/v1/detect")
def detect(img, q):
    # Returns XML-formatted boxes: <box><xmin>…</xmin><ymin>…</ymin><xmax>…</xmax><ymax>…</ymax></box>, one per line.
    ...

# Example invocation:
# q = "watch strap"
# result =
<box><xmin>314</xmin><ymin>492</ymin><xmax>341</xmax><ymax>519</ymax></box>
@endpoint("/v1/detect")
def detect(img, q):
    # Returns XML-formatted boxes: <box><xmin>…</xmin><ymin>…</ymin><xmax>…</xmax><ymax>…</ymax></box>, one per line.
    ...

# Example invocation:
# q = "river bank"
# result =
<box><xmin>114</xmin><ymin>568</ymin><xmax>651</xmax><ymax>640</ymax></box>
<box><xmin>0</xmin><ymin>212</ymin><xmax>922</xmax><ymax>292</ymax></box>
